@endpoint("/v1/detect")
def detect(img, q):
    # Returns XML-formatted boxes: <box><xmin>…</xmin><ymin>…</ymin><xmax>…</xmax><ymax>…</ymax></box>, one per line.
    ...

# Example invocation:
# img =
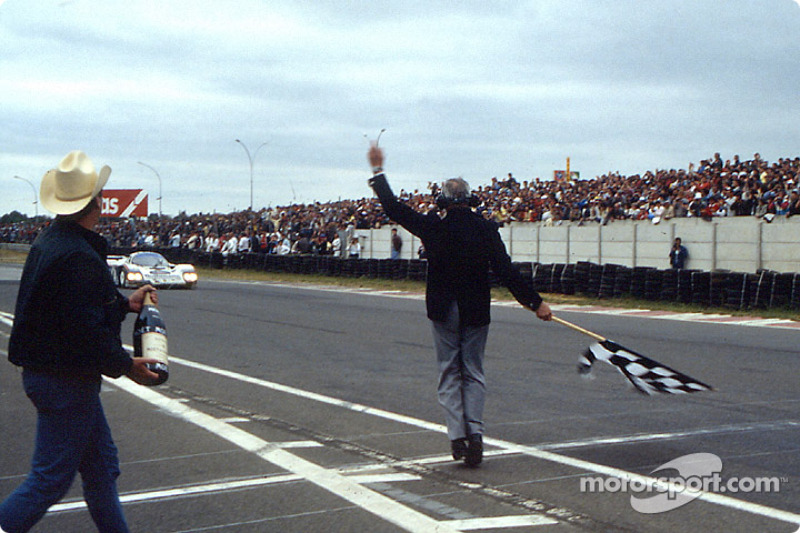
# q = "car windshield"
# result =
<box><xmin>131</xmin><ymin>253</ymin><xmax>169</xmax><ymax>268</ymax></box>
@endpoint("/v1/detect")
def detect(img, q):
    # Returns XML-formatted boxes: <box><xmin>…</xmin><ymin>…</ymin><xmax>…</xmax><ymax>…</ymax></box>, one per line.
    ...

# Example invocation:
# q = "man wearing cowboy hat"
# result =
<box><xmin>0</xmin><ymin>151</ymin><xmax>160</xmax><ymax>533</ymax></box>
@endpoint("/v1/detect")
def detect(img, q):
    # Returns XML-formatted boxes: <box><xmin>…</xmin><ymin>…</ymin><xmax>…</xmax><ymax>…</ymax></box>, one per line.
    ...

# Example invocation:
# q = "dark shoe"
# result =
<box><xmin>451</xmin><ymin>438</ymin><xmax>468</xmax><ymax>460</ymax></box>
<box><xmin>465</xmin><ymin>433</ymin><xmax>483</xmax><ymax>467</ymax></box>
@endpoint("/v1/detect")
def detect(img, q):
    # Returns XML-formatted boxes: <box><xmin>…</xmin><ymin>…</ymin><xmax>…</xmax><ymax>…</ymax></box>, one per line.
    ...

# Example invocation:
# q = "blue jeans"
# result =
<box><xmin>0</xmin><ymin>371</ymin><xmax>129</xmax><ymax>533</ymax></box>
<box><xmin>431</xmin><ymin>302</ymin><xmax>489</xmax><ymax>441</ymax></box>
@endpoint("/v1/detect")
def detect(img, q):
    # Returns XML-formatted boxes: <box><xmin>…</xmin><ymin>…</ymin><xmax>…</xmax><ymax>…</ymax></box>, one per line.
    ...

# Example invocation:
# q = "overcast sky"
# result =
<box><xmin>2</xmin><ymin>0</ymin><xmax>799</xmax><ymax>217</ymax></box>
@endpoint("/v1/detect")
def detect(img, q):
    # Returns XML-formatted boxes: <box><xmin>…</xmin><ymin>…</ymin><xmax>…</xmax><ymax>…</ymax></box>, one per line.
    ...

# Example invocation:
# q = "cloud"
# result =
<box><xmin>1</xmin><ymin>1</ymin><xmax>799</xmax><ymax>216</ymax></box>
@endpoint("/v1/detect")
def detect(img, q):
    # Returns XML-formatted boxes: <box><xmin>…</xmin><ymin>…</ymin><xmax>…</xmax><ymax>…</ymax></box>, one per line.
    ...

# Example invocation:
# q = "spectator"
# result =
<box><xmin>390</xmin><ymin>228</ymin><xmax>402</xmax><ymax>259</ymax></box>
<box><xmin>278</xmin><ymin>234</ymin><xmax>292</xmax><ymax>255</ymax></box>
<box><xmin>348</xmin><ymin>237</ymin><xmax>361</xmax><ymax>259</ymax></box>
<box><xmin>237</xmin><ymin>231</ymin><xmax>252</xmax><ymax>254</ymax></box>
<box><xmin>296</xmin><ymin>232</ymin><xmax>313</xmax><ymax>254</ymax></box>
<box><xmin>220</xmin><ymin>232</ymin><xmax>238</xmax><ymax>256</ymax></box>
<box><xmin>186</xmin><ymin>231</ymin><xmax>203</xmax><ymax>250</ymax></box>
<box><xmin>205</xmin><ymin>232</ymin><xmax>220</xmax><ymax>252</ymax></box>
<box><xmin>669</xmin><ymin>237</ymin><xmax>688</xmax><ymax>269</ymax></box>
<box><xmin>250</xmin><ymin>231</ymin><xmax>261</xmax><ymax>253</ymax></box>
<box><xmin>267</xmin><ymin>233</ymin><xmax>280</xmax><ymax>254</ymax></box>
<box><xmin>788</xmin><ymin>190</ymin><xmax>800</xmax><ymax>217</ymax></box>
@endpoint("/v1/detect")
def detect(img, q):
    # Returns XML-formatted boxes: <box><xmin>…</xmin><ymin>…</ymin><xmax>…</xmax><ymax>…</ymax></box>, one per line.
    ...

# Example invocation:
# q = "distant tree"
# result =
<box><xmin>1</xmin><ymin>211</ymin><xmax>27</xmax><ymax>224</ymax></box>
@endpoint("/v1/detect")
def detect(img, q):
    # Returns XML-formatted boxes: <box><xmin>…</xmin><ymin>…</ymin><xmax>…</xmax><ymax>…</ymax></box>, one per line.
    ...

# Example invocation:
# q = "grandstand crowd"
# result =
<box><xmin>2</xmin><ymin>152</ymin><xmax>799</xmax><ymax>255</ymax></box>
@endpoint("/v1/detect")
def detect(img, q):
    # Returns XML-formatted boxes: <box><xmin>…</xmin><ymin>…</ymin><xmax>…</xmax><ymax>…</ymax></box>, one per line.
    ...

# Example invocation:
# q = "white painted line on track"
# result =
<box><xmin>0</xmin><ymin>312</ymin><xmax>13</xmax><ymax>327</ymax></box>
<box><xmin>50</xmin><ymin>474</ymin><xmax>302</xmax><ymax>513</ymax></box>
<box><xmin>217</xmin><ymin>416</ymin><xmax>251</xmax><ymax>423</ymax></box>
<box><xmin>349</xmin><ymin>473</ymin><xmax>421</xmax><ymax>484</ymax></box>
<box><xmin>443</xmin><ymin>515</ymin><xmax>559</xmax><ymax>529</ymax></box>
<box><xmin>274</xmin><ymin>440</ymin><xmax>324</xmax><ymax>449</ymax></box>
<box><xmin>49</xmin><ymin>472</ymin><xmax>422</xmax><ymax>515</ymax></box>
<box><xmin>536</xmin><ymin>421</ymin><xmax>800</xmax><ymax>450</ymax></box>
<box><xmin>170</xmin><ymin>355</ymin><xmax>447</xmax><ymax>432</ymax></box>
<box><xmin>166</xmin><ymin>354</ymin><xmax>800</xmax><ymax>529</ymax></box>
<box><xmin>493</xmin><ymin>440</ymin><xmax>800</xmax><ymax>527</ymax></box>
<box><xmin>549</xmin><ymin>305</ymin><xmax>800</xmax><ymax>329</ymax></box>
<box><xmin>108</xmin><ymin>376</ymin><xmax>460</xmax><ymax>533</ymax></box>
<box><xmin>646</xmin><ymin>312</ymin><xmax>713</xmax><ymax>320</ymax></box>
<box><xmin>732</xmin><ymin>318</ymin><xmax>793</xmax><ymax>326</ymax></box>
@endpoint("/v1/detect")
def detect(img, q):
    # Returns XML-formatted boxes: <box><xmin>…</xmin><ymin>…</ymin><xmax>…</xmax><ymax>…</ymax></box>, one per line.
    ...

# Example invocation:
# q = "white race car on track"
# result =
<box><xmin>108</xmin><ymin>251</ymin><xmax>198</xmax><ymax>289</ymax></box>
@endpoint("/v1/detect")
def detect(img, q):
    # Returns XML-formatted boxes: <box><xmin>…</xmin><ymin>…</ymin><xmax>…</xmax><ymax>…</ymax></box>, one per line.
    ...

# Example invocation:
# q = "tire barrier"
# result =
<box><xmin>113</xmin><ymin>247</ymin><xmax>800</xmax><ymax>312</ymax></box>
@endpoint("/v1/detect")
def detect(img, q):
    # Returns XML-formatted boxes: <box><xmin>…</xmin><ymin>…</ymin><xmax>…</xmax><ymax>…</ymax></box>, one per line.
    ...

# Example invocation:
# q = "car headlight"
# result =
<box><xmin>182</xmin><ymin>272</ymin><xmax>198</xmax><ymax>283</ymax></box>
<box><xmin>126</xmin><ymin>271</ymin><xmax>144</xmax><ymax>282</ymax></box>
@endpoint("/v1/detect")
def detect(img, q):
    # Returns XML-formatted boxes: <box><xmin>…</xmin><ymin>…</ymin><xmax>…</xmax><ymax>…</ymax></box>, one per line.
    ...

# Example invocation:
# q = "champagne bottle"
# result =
<box><xmin>133</xmin><ymin>292</ymin><xmax>169</xmax><ymax>386</ymax></box>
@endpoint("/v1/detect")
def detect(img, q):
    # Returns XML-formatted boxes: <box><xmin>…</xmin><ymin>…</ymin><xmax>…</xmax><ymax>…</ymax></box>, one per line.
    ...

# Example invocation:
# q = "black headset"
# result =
<box><xmin>435</xmin><ymin>192</ymin><xmax>481</xmax><ymax>209</ymax></box>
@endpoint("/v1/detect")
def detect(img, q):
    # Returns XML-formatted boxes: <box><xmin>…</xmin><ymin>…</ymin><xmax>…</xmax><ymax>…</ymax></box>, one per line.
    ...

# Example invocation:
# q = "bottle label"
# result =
<box><xmin>141</xmin><ymin>331</ymin><xmax>168</xmax><ymax>364</ymax></box>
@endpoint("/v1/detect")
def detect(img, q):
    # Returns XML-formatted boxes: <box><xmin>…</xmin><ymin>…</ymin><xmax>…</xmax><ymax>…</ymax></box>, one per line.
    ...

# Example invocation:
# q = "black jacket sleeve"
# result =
<box><xmin>486</xmin><ymin>223</ymin><xmax>543</xmax><ymax>311</ymax></box>
<box><xmin>369</xmin><ymin>173</ymin><xmax>435</xmax><ymax>240</ymax></box>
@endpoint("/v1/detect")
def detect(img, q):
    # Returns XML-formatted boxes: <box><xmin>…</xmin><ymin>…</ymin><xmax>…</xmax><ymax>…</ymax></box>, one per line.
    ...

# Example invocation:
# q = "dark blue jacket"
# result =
<box><xmin>9</xmin><ymin>219</ymin><xmax>133</xmax><ymax>379</ymax></box>
<box><xmin>670</xmin><ymin>244</ymin><xmax>688</xmax><ymax>269</ymax></box>
<box><xmin>369</xmin><ymin>173</ymin><xmax>542</xmax><ymax>326</ymax></box>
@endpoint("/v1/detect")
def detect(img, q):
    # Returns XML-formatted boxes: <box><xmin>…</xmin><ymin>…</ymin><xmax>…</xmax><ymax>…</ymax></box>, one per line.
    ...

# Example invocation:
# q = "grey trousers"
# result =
<box><xmin>431</xmin><ymin>302</ymin><xmax>489</xmax><ymax>440</ymax></box>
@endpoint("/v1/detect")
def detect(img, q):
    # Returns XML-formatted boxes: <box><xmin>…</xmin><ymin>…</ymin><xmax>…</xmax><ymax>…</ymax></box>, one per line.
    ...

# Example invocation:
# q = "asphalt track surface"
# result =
<box><xmin>0</xmin><ymin>263</ymin><xmax>798</xmax><ymax>533</ymax></box>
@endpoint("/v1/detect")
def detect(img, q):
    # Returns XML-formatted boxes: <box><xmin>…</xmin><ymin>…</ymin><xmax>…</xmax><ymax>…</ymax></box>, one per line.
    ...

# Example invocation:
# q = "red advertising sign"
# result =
<box><xmin>101</xmin><ymin>189</ymin><xmax>149</xmax><ymax>218</ymax></box>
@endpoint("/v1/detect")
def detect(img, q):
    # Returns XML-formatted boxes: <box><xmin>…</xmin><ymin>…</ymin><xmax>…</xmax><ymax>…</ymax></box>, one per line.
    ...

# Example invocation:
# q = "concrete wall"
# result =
<box><xmin>355</xmin><ymin>226</ymin><xmax>422</xmax><ymax>261</ymax></box>
<box><xmin>358</xmin><ymin>217</ymin><xmax>800</xmax><ymax>273</ymax></box>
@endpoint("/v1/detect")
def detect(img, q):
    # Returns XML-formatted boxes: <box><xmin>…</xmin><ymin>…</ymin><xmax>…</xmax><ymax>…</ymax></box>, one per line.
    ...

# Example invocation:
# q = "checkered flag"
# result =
<box><xmin>578</xmin><ymin>339</ymin><xmax>713</xmax><ymax>395</ymax></box>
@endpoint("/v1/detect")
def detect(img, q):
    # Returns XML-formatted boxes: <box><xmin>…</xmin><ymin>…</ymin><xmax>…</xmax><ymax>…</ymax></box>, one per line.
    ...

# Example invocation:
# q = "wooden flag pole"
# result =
<box><xmin>551</xmin><ymin>316</ymin><xmax>606</xmax><ymax>343</ymax></box>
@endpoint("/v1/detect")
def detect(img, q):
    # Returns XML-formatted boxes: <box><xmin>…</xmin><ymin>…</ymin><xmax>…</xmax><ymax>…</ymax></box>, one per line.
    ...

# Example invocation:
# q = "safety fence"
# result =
<box><xmin>117</xmin><ymin>248</ymin><xmax>800</xmax><ymax>312</ymax></box>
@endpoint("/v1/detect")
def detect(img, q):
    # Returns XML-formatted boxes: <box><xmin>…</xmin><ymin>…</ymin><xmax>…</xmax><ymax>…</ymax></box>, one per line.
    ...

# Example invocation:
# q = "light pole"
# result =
<box><xmin>235</xmin><ymin>139</ymin><xmax>268</xmax><ymax>210</ymax></box>
<box><xmin>13</xmin><ymin>175</ymin><xmax>38</xmax><ymax>218</ymax></box>
<box><xmin>137</xmin><ymin>161</ymin><xmax>162</xmax><ymax>218</ymax></box>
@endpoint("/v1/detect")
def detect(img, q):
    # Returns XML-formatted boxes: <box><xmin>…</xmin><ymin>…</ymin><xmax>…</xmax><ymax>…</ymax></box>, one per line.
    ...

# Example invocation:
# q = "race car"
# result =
<box><xmin>108</xmin><ymin>251</ymin><xmax>198</xmax><ymax>289</ymax></box>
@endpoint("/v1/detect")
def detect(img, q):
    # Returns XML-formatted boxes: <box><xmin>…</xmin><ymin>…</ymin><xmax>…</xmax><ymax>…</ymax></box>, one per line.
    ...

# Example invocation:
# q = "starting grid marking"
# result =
<box><xmin>106</xmin><ymin>371</ymin><xmax>561</xmax><ymax>532</ymax></box>
<box><xmin>108</xmin><ymin>375</ymin><xmax>467</xmax><ymax>533</ymax></box>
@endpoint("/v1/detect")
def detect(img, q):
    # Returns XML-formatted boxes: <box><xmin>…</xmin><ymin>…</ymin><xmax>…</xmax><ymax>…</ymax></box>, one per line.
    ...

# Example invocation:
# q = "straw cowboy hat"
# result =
<box><xmin>40</xmin><ymin>150</ymin><xmax>110</xmax><ymax>215</ymax></box>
